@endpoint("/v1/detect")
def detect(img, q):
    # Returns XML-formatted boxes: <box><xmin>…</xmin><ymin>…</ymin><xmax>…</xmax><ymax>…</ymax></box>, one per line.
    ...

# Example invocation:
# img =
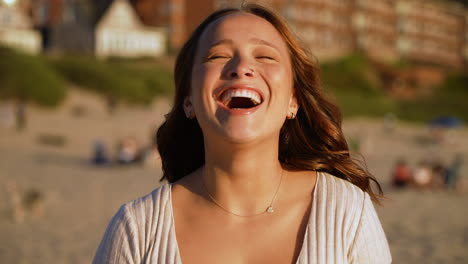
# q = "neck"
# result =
<box><xmin>201</xmin><ymin>137</ymin><xmax>284</xmax><ymax>216</ymax></box>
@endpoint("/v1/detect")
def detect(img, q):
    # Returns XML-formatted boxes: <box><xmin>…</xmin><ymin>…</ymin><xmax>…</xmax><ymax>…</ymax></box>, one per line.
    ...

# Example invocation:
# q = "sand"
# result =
<box><xmin>0</xmin><ymin>89</ymin><xmax>467</xmax><ymax>264</ymax></box>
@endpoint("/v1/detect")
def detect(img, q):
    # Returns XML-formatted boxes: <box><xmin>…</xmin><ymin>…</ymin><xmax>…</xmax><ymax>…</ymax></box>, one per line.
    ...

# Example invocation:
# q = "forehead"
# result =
<box><xmin>197</xmin><ymin>12</ymin><xmax>289</xmax><ymax>51</ymax></box>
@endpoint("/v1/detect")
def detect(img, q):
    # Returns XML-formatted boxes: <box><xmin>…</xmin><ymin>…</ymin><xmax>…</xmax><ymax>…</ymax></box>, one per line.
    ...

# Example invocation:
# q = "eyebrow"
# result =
<box><xmin>250</xmin><ymin>38</ymin><xmax>280</xmax><ymax>51</ymax></box>
<box><xmin>208</xmin><ymin>38</ymin><xmax>280</xmax><ymax>51</ymax></box>
<box><xmin>209</xmin><ymin>39</ymin><xmax>234</xmax><ymax>48</ymax></box>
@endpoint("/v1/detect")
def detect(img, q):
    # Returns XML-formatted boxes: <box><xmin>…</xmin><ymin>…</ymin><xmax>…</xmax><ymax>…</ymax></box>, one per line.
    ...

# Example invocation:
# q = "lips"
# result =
<box><xmin>216</xmin><ymin>86</ymin><xmax>263</xmax><ymax>110</ymax></box>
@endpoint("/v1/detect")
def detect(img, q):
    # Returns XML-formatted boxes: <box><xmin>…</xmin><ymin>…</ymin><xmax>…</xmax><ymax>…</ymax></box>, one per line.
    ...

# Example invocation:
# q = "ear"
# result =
<box><xmin>183</xmin><ymin>96</ymin><xmax>195</xmax><ymax>119</ymax></box>
<box><xmin>287</xmin><ymin>94</ymin><xmax>299</xmax><ymax>119</ymax></box>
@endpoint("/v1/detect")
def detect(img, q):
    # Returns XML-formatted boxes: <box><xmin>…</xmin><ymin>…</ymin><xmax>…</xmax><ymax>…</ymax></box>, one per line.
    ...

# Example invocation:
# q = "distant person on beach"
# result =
<box><xmin>93</xmin><ymin>4</ymin><xmax>391</xmax><ymax>264</ymax></box>
<box><xmin>392</xmin><ymin>159</ymin><xmax>412</xmax><ymax>188</ymax></box>
<box><xmin>116</xmin><ymin>136</ymin><xmax>141</xmax><ymax>164</ymax></box>
<box><xmin>413</xmin><ymin>161</ymin><xmax>433</xmax><ymax>189</ymax></box>
<box><xmin>15</xmin><ymin>101</ymin><xmax>26</xmax><ymax>131</ymax></box>
<box><xmin>445</xmin><ymin>154</ymin><xmax>463</xmax><ymax>190</ymax></box>
<box><xmin>91</xmin><ymin>140</ymin><xmax>109</xmax><ymax>166</ymax></box>
<box><xmin>431</xmin><ymin>162</ymin><xmax>446</xmax><ymax>189</ymax></box>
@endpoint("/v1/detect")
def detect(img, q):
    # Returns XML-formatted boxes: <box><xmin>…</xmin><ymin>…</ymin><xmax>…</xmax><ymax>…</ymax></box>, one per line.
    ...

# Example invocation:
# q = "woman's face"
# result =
<box><xmin>187</xmin><ymin>12</ymin><xmax>297</xmax><ymax>144</ymax></box>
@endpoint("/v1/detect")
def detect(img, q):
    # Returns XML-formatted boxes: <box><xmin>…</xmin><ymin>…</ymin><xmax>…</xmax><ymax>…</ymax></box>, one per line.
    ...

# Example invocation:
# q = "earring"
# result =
<box><xmin>288</xmin><ymin>111</ymin><xmax>296</xmax><ymax>119</ymax></box>
<box><xmin>186</xmin><ymin>111</ymin><xmax>195</xmax><ymax>119</ymax></box>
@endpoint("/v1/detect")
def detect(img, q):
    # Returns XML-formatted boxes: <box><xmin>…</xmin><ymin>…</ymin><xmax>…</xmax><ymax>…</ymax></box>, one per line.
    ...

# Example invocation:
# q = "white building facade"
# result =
<box><xmin>95</xmin><ymin>0</ymin><xmax>166</xmax><ymax>58</ymax></box>
<box><xmin>0</xmin><ymin>1</ymin><xmax>41</xmax><ymax>54</ymax></box>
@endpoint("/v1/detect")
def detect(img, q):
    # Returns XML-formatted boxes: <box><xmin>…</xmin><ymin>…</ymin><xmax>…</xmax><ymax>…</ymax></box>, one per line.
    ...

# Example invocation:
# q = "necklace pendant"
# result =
<box><xmin>266</xmin><ymin>206</ymin><xmax>274</xmax><ymax>213</ymax></box>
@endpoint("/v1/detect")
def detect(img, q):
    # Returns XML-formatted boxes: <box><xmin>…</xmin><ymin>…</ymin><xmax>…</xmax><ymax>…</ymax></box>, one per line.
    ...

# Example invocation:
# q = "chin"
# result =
<box><xmin>221</xmin><ymin>127</ymin><xmax>260</xmax><ymax>144</ymax></box>
<box><xmin>200</xmin><ymin>113</ymin><xmax>281</xmax><ymax>146</ymax></box>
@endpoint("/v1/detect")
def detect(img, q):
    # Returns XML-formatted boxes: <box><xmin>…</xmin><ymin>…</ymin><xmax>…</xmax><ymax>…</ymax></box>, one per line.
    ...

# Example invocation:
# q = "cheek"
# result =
<box><xmin>191</xmin><ymin>64</ymin><xmax>219</xmax><ymax>92</ymax></box>
<box><xmin>190</xmin><ymin>66</ymin><xmax>218</xmax><ymax>112</ymax></box>
<box><xmin>190</xmin><ymin>66</ymin><xmax>204</xmax><ymax>93</ymax></box>
<box><xmin>266</xmin><ymin>65</ymin><xmax>294</xmax><ymax>94</ymax></box>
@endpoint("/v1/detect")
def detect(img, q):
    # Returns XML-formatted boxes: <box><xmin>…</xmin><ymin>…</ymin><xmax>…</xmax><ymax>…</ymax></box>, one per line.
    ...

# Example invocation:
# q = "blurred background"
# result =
<box><xmin>0</xmin><ymin>0</ymin><xmax>467</xmax><ymax>263</ymax></box>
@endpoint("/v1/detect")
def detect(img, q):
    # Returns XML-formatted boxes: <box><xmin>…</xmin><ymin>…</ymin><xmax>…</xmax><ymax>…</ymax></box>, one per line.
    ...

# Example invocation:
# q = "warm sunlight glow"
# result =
<box><xmin>3</xmin><ymin>0</ymin><xmax>17</xmax><ymax>6</ymax></box>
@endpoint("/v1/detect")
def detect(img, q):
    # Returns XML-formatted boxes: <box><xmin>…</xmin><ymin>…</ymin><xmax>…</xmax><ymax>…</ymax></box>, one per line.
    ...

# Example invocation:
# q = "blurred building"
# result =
<box><xmin>0</xmin><ymin>0</ymin><xmax>41</xmax><ymax>54</ymax></box>
<box><xmin>131</xmin><ymin>0</ymin><xmax>216</xmax><ymax>50</ymax></box>
<box><xmin>96</xmin><ymin>0</ymin><xmax>166</xmax><ymax>58</ymax></box>
<box><xmin>131</xmin><ymin>0</ymin><xmax>288</xmax><ymax>50</ymax></box>
<box><xmin>23</xmin><ymin>0</ymin><xmax>166</xmax><ymax>57</ymax></box>
<box><xmin>8</xmin><ymin>0</ymin><xmax>467</xmax><ymax>69</ymax></box>
<box><xmin>284</xmin><ymin>0</ymin><xmax>467</xmax><ymax>69</ymax></box>
<box><xmin>288</xmin><ymin>0</ymin><xmax>356</xmax><ymax>60</ymax></box>
<box><xmin>396</xmin><ymin>0</ymin><xmax>465</xmax><ymax>69</ymax></box>
<box><xmin>353</xmin><ymin>0</ymin><xmax>398</xmax><ymax>62</ymax></box>
<box><xmin>186</xmin><ymin>0</ymin><xmax>468</xmax><ymax>70</ymax></box>
<box><xmin>131</xmin><ymin>0</ymin><xmax>182</xmax><ymax>49</ymax></box>
<box><xmin>28</xmin><ymin>0</ymin><xmax>94</xmax><ymax>54</ymax></box>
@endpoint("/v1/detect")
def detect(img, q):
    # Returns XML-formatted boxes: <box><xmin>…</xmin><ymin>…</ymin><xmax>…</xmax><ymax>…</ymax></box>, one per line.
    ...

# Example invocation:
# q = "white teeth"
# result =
<box><xmin>221</xmin><ymin>89</ymin><xmax>262</xmax><ymax>105</ymax></box>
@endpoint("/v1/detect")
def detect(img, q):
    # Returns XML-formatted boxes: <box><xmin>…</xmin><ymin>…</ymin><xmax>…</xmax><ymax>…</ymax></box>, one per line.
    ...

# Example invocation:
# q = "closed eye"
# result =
<box><xmin>256</xmin><ymin>56</ymin><xmax>275</xmax><ymax>61</ymax></box>
<box><xmin>207</xmin><ymin>55</ymin><xmax>230</xmax><ymax>61</ymax></box>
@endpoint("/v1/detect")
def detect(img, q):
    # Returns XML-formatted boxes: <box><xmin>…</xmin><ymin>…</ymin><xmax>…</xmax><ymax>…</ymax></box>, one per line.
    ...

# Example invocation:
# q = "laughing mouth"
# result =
<box><xmin>220</xmin><ymin>89</ymin><xmax>263</xmax><ymax>109</ymax></box>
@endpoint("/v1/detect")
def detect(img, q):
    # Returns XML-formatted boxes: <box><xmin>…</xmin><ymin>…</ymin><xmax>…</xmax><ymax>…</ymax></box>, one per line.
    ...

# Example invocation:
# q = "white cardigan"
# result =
<box><xmin>93</xmin><ymin>172</ymin><xmax>392</xmax><ymax>263</ymax></box>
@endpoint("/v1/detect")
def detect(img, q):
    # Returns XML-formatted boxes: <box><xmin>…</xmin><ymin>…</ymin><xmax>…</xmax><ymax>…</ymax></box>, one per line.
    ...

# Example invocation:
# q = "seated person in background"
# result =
<box><xmin>392</xmin><ymin>159</ymin><xmax>412</xmax><ymax>188</ymax></box>
<box><xmin>413</xmin><ymin>161</ymin><xmax>433</xmax><ymax>189</ymax></box>
<box><xmin>92</xmin><ymin>139</ymin><xmax>109</xmax><ymax>165</ymax></box>
<box><xmin>116</xmin><ymin>136</ymin><xmax>141</xmax><ymax>164</ymax></box>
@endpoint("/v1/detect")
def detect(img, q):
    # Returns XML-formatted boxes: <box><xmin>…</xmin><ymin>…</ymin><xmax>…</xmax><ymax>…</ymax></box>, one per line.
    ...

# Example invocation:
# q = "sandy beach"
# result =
<box><xmin>0</xmin><ymin>89</ymin><xmax>467</xmax><ymax>264</ymax></box>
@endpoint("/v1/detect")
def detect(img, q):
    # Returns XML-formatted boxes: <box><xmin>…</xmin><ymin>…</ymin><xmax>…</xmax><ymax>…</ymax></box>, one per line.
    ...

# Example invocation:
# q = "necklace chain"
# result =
<box><xmin>201</xmin><ymin>168</ymin><xmax>284</xmax><ymax>217</ymax></box>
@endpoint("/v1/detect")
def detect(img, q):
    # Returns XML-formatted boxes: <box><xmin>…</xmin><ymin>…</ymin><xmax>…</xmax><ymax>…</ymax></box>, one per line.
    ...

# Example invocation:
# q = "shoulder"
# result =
<box><xmin>314</xmin><ymin>172</ymin><xmax>371</xmax><ymax>238</ymax></box>
<box><xmin>93</xmin><ymin>184</ymin><xmax>177</xmax><ymax>263</ymax></box>
<box><xmin>317</xmin><ymin>171</ymin><xmax>368</xmax><ymax>210</ymax></box>
<box><xmin>316</xmin><ymin>172</ymin><xmax>391</xmax><ymax>262</ymax></box>
<box><xmin>119</xmin><ymin>183</ymin><xmax>172</xmax><ymax>222</ymax></box>
<box><xmin>101</xmin><ymin>183</ymin><xmax>172</xmax><ymax>237</ymax></box>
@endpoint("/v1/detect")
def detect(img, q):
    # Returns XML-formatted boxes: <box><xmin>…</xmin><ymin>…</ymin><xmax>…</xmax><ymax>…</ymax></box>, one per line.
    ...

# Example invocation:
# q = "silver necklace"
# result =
<box><xmin>201</xmin><ymin>168</ymin><xmax>284</xmax><ymax>217</ymax></box>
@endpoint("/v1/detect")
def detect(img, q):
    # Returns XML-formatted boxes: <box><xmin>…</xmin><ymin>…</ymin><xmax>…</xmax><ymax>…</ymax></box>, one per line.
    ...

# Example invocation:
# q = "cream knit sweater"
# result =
<box><xmin>93</xmin><ymin>172</ymin><xmax>392</xmax><ymax>263</ymax></box>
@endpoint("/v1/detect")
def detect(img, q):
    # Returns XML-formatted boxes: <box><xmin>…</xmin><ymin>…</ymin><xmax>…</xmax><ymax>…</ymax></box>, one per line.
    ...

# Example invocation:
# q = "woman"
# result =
<box><xmin>93</xmin><ymin>4</ymin><xmax>391</xmax><ymax>264</ymax></box>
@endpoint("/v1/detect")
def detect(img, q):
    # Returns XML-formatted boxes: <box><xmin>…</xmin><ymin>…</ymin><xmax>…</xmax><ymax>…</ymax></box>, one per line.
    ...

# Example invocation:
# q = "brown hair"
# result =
<box><xmin>156</xmin><ymin>4</ymin><xmax>383</xmax><ymax>203</ymax></box>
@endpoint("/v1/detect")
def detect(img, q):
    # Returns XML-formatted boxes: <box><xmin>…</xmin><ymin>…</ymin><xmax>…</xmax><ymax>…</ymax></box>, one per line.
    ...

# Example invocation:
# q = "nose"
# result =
<box><xmin>224</xmin><ymin>57</ymin><xmax>255</xmax><ymax>79</ymax></box>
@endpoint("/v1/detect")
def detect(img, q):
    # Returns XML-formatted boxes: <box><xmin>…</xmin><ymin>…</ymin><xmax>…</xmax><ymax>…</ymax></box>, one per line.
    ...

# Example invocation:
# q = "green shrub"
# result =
<box><xmin>329</xmin><ymin>91</ymin><xmax>397</xmax><ymax>118</ymax></box>
<box><xmin>50</xmin><ymin>56</ymin><xmax>173</xmax><ymax>104</ymax></box>
<box><xmin>440</xmin><ymin>74</ymin><xmax>468</xmax><ymax>94</ymax></box>
<box><xmin>108</xmin><ymin>60</ymin><xmax>174</xmax><ymax>97</ymax></box>
<box><xmin>397</xmin><ymin>73</ymin><xmax>468</xmax><ymax>122</ymax></box>
<box><xmin>321</xmin><ymin>53</ymin><xmax>381</xmax><ymax>95</ymax></box>
<box><xmin>320</xmin><ymin>54</ymin><xmax>467</xmax><ymax>123</ymax></box>
<box><xmin>320</xmin><ymin>54</ymin><xmax>394</xmax><ymax>118</ymax></box>
<box><xmin>0</xmin><ymin>46</ymin><xmax>66</xmax><ymax>107</ymax></box>
<box><xmin>50</xmin><ymin>56</ymin><xmax>115</xmax><ymax>94</ymax></box>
